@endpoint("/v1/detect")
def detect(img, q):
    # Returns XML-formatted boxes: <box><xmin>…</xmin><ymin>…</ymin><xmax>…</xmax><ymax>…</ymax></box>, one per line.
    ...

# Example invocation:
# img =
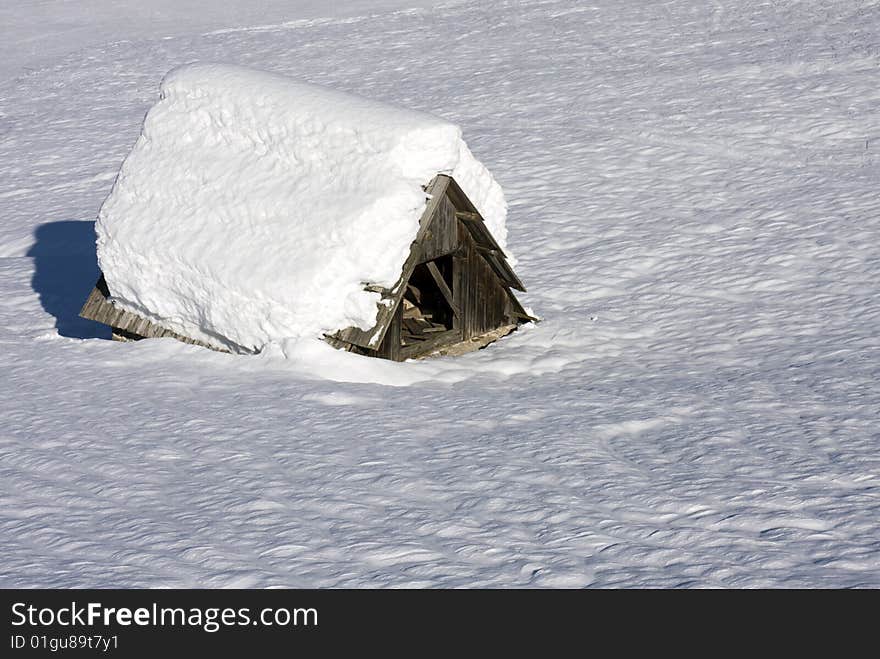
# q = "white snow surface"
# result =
<box><xmin>2</xmin><ymin>0</ymin><xmax>880</xmax><ymax>587</ymax></box>
<box><xmin>97</xmin><ymin>63</ymin><xmax>506</xmax><ymax>351</ymax></box>
<box><xmin>0</xmin><ymin>0</ymin><xmax>448</xmax><ymax>83</ymax></box>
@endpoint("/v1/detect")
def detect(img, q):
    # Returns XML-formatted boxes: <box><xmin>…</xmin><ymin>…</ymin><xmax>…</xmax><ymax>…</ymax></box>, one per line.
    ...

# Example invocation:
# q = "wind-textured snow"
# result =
<box><xmin>1</xmin><ymin>0</ymin><xmax>879</xmax><ymax>587</ymax></box>
<box><xmin>97</xmin><ymin>62</ymin><xmax>506</xmax><ymax>352</ymax></box>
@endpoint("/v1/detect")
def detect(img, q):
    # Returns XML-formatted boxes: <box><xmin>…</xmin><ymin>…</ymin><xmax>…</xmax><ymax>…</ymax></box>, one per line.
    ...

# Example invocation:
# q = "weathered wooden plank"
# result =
<box><xmin>80</xmin><ymin>274</ymin><xmax>230</xmax><ymax>352</ymax></box>
<box><xmin>403</xmin><ymin>317</ymin><xmax>425</xmax><ymax>335</ymax></box>
<box><xmin>452</xmin><ymin>248</ymin><xmax>465</xmax><ymax>334</ymax></box>
<box><xmin>445</xmin><ymin>177</ymin><xmax>526</xmax><ymax>292</ymax></box>
<box><xmin>426</xmin><ymin>324</ymin><xmax>519</xmax><ymax>358</ymax></box>
<box><xmin>419</xmin><ymin>194</ymin><xmax>458</xmax><ymax>263</ymax></box>
<box><xmin>399</xmin><ymin>328</ymin><xmax>462</xmax><ymax>360</ymax></box>
<box><xmin>465</xmin><ymin>228</ymin><xmax>478</xmax><ymax>338</ymax></box>
<box><xmin>458</xmin><ymin>226</ymin><xmax>471</xmax><ymax>339</ymax></box>
<box><xmin>454</xmin><ymin>222</ymin><xmax>526</xmax><ymax>336</ymax></box>
<box><xmin>464</xmin><ymin>222</ymin><xmax>525</xmax><ymax>292</ymax></box>
<box><xmin>80</xmin><ymin>290</ymin><xmax>105</xmax><ymax>322</ymax></box>
<box><xmin>425</xmin><ymin>260</ymin><xmax>459</xmax><ymax>317</ymax></box>
<box><xmin>375</xmin><ymin>301</ymin><xmax>402</xmax><ymax>360</ymax></box>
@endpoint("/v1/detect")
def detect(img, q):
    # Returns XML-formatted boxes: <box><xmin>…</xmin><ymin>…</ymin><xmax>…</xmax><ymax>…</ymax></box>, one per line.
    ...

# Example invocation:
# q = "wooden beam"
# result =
<box><xmin>510</xmin><ymin>310</ymin><xmax>539</xmax><ymax>322</ymax></box>
<box><xmin>376</xmin><ymin>301</ymin><xmax>402</xmax><ymax>361</ymax></box>
<box><xmin>399</xmin><ymin>328</ymin><xmax>463</xmax><ymax>360</ymax></box>
<box><xmin>447</xmin><ymin>176</ymin><xmax>527</xmax><ymax>293</ymax></box>
<box><xmin>425</xmin><ymin>260</ymin><xmax>460</xmax><ymax>317</ymax></box>
<box><xmin>80</xmin><ymin>275</ymin><xmax>235</xmax><ymax>353</ymax></box>
<box><xmin>363</xmin><ymin>284</ymin><xmax>392</xmax><ymax>295</ymax></box>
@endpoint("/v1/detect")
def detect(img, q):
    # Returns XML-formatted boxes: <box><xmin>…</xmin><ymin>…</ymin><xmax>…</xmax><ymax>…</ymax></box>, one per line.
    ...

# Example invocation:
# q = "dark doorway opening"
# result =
<box><xmin>400</xmin><ymin>255</ymin><xmax>455</xmax><ymax>348</ymax></box>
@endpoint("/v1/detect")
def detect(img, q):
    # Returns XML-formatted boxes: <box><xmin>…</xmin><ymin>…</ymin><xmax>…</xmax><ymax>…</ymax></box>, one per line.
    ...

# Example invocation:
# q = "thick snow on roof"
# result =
<box><xmin>96</xmin><ymin>63</ymin><xmax>508</xmax><ymax>352</ymax></box>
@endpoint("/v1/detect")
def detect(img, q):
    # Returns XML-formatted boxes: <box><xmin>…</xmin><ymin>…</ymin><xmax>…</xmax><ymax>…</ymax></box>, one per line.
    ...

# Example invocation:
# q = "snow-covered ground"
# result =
<box><xmin>2</xmin><ymin>0</ymin><xmax>879</xmax><ymax>587</ymax></box>
<box><xmin>0</xmin><ymin>0</ymin><xmax>441</xmax><ymax>83</ymax></box>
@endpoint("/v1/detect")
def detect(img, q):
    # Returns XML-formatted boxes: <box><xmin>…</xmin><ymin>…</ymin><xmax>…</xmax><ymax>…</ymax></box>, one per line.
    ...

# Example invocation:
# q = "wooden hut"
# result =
<box><xmin>81</xmin><ymin>174</ymin><xmax>532</xmax><ymax>360</ymax></box>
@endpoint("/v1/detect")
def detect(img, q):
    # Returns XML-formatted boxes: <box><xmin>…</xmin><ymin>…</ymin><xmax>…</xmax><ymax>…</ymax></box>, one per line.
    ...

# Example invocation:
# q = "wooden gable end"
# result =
<box><xmin>329</xmin><ymin>175</ymin><xmax>454</xmax><ymax>351</ymax></box>
<box><xmin>328</xmin><ymin>174</ymin><xmax>532</xmax><ymax>360</ymax></box>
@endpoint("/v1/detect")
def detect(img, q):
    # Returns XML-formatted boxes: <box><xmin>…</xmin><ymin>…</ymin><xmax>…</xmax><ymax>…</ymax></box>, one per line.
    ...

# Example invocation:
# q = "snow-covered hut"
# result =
<box><xmin>80</xmin><ymin>63</ymin><xmax>532</xmax><ymax>360</ymax></box>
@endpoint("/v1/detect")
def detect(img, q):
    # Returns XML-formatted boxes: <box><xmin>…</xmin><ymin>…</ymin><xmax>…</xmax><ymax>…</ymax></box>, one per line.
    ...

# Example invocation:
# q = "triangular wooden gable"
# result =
<box><xmin>329</xmin><ymin>174</ymin><xmax>528</xmax><ymax>351</ymax></box>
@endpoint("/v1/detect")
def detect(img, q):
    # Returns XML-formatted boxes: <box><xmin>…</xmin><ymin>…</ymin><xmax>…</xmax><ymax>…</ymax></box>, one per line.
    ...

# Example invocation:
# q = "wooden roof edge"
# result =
<box><xmin>509</xmin><ymin>296</ymin><xmax>538</xmax><ymax>323</ymax></box>
<box><xmin>444</xmin><ymin>176</ymin><xmax>526</xmax><ymax>292</ymax></box>
<box><xmin>79</xmin><ymin>273</ymin><xmax>238</xmax><ymax>352</ymax></box>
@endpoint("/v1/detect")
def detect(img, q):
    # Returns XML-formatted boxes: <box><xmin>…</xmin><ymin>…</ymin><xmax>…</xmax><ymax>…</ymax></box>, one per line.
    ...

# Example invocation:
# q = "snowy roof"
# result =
<box><xmin>96</xmin><ymin>63</ymin><xmax>509</xmax><ymax>353</ymax></box>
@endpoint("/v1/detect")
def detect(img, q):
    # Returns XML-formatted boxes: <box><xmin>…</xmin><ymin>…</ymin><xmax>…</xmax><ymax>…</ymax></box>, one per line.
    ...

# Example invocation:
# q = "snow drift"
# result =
<box><xmin>95</xmin><ymin>63</ymin><xmax>508</xmax><ymax>352</ymax></box>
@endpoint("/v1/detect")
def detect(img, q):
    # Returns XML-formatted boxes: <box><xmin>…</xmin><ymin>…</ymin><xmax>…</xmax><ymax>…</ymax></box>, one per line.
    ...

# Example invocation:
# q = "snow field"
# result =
<box><xmin>0</xmin><ymin>0</ymin><xmax>878</xmax><ymax>586</ymax></box>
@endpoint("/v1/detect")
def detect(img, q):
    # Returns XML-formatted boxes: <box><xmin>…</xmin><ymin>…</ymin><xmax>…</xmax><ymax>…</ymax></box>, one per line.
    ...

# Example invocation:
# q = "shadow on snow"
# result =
<box><xmin>27</xmin><ymin>220</ymin><xmax>111</xmax><ymax>340</ymax></box>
